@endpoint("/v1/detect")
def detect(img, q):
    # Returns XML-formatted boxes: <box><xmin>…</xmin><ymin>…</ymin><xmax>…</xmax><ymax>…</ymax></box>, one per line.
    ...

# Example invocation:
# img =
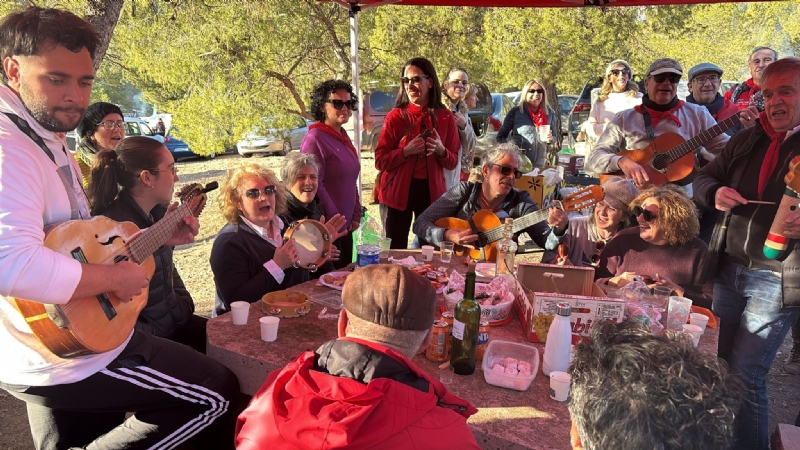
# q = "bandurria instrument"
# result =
<box><xmin>14</xmin><ymin>182</ymin><xmax>218</xmax><ymax>358</ymax></box>
<box><xmin>283</xmin><ymin>219</ymin><xmax>332</xmax><ymax>271</ymax></box>
<box><xmin>764</xmin><ymin>155</ymin><xmax>800</xmax><ymax>259</ymax></box>
<box><xmin>434</xmin><ymin>185</ymin><xmax>604</xmax><ymax>261</ymax></box>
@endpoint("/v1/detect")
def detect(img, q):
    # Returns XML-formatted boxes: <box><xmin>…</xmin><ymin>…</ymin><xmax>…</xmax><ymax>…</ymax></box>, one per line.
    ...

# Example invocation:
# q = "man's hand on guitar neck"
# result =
<box><xmin>444</xmin><ymin>228</ymin><xmax>478</xmax><ymax>248</ymax></box>
<box><xmin>738</xmin><ymin>106</ymin><xmax>760</xmax><ymax>128</ymax></box>
<box><xmin>617</xmin><ymin>157</ymin><xmax>650</xmax><ymax>187</ymax></box>
<box><xmin>547</xmin><ymin>207</ymin><xmax>569</xmax><ymax>235</ymax></box>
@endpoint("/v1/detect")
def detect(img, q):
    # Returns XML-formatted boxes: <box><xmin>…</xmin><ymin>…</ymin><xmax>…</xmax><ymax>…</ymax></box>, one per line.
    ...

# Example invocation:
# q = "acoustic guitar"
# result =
<box><xmin>598</xmin><ymin>113</ymin><xmax>742</xmax><ymax>186</ymax></box>
<box><xmin>14</xmin><ymin>182</ymin><xmax>218</xmax><ymax>358</ymax></box>
<box><xmin>433</xmin><ymin>185</ymin><xmax>604</xmax><ymax>261</ymax></box>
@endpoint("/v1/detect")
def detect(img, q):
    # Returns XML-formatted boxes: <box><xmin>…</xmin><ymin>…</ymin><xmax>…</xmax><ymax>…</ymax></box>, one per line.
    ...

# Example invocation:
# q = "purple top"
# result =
<box><xmin>300</xmin><ymin>128</ymin><xmax>362</xmax><ymax>227</ymax></box>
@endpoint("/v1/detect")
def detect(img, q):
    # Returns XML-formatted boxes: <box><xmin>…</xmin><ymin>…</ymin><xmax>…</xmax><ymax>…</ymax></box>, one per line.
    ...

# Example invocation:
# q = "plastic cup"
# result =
<box><xmin>666</xmin><ymin>296</ymin><xmax>693</xmax><ymax>331</ymax></box>
<box><xmin>537</xmin><ymin>125</ymin><xmax>550</xmax><ymax>142</ymax></box>
<box><xmin>440</xmin><ymin>366</ymin><xmax>454</xmax><ymax>384</ymax></box>
<box><xmin>549</xmin><ymin>371</ymin><xmax>570</xmax><ymax>401</ymax></box>
<box><xmin>421</xmin><ymin>245</ymin><xmax>435</xmax><ymax>262</ymax></box>
<box><xmin>652</xmin><ymin>286</ymin><xmax>672</xmax><ymax>310</ymax></box>
<box><xmin>689</xmin><ymin>313</ymin><xmax>710</xmax><ymax>333</ymax></box>
<box><xmin>259</xmin><ymin>316</ymin><xmax>280</xmax><ymax>342</ymax></box>
<box><xmin>380</xmin><ymin>237</ymin><xmax>392</xmax><ymax>263</ymax></box>
<box><xmin>441</xmin><ymin>242</ymin><xmax>455</xmax><ymax>263</ymax></box>
<box><xmin>230</xmin><ymin>301</ymin><xmax>250</xmax><ymax>325</ymax></box>
<box><xmin>682</xmin><ymin>324</ymin><xmax>703</xmax><ymax>347</ymax></box>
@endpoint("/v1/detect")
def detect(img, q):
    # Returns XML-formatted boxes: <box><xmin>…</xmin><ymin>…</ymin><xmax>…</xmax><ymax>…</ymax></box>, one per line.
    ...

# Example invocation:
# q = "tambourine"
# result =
<box><xmin>283</xmin><ymin>219</ymin><xmax>332</xmax><ymax>272</ymax></box>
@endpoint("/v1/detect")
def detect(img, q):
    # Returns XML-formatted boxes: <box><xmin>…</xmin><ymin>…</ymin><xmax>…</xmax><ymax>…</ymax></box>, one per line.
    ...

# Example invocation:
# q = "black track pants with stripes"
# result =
<box><xmin>2</xmin><ymin>331</ymin><xmax>240</xmax><ymax>450</ymax></box>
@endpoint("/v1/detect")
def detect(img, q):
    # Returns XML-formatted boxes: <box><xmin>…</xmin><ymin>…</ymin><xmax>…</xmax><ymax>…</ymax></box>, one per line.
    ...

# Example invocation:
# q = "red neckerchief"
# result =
<box><xmin>744</xmin><ymin>78</ymin><xmax>758</xmax><ymax>91</ymax></box>
<box><xmin>757</xmin><ymin>110</ymin><xmax>788</xmax><ymax>197</ymax></box>
<box><xmin>635</xmin><ymin>100</ymin><xmax>685</xmax><ymax>127</ymax></box>
<box><xmin>308</xmin><ymin>122</ymin><xmax>358</xmax><ymax>158</ymax></box>
<box><xmin>405</xmin><ymin>101</ymin><xmax>434</xmax><ymax>135</ymax></box>
<box><xmin>526</xmin><ymin>105</ymin><xmax>547</xmax><ymax>127</ymax></box>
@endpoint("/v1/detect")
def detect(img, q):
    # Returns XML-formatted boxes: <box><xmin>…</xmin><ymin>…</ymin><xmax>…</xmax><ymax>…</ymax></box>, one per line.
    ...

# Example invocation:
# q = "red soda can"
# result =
<box><xmin>426</xmin><ymin>321</ymin><xmax>449</xmax><ymax>362</ymax></box>
<box><xmin>476</xmin><ymin>320</ymin><xmax>490</xmax><ymax>362</ymax></box>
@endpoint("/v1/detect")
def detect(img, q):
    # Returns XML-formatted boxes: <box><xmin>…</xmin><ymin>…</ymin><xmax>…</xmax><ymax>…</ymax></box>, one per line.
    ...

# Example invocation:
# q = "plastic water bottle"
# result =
<box><xmin>356</xmin><ymin>244</ymin><xmax>380</xmax><ymax>266</ymax></box>
<box><xmin>542</xmin><ymin>302</ymin><xmax>572</xmax><ymax>376</ymax></box>
<box><xmin>354</xmin><ymin>212</ymin><xmax>383</xmax><ymax>266</ymax></box>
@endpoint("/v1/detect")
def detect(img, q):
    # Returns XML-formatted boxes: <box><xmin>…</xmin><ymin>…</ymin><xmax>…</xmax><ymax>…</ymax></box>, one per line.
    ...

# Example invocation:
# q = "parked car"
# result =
<box><xmin>237</xmin><ymin>117</ymin><xmax>311</xmax><ymax>157</ymax></box>
<box><xmin>164</xmin><ymin>127</ymin><xmax>207</xmax><ymax>161</ymax></box>
<box><xmin>343</xmin><ymin>86</ymin><xmax>397</xmax><ymax>154</ymax></box>
<box><xmin>472</xmin><ymin>87</ymin><xmax>516</xmax><ymax>162</ymax></box>
<box><xmin>557</xmin><ymin>95</ymin><xmax>578</xmax><ymax>136</ymax></box>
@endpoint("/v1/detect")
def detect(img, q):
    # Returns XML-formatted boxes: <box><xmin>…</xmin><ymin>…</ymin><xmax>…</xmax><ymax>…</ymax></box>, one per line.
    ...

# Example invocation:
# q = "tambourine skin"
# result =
<box><xmin>284</xmin><ymin>219</ymin><xmax>332</xmax><ymax>271</ymax></box>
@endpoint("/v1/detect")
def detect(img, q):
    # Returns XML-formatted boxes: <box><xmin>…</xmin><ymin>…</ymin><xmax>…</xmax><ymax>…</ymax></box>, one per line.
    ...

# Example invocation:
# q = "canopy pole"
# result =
<box><xmin>349</xmin><ymin>3</ymin><xmax>363</xmax><ymax>204</ymax></box>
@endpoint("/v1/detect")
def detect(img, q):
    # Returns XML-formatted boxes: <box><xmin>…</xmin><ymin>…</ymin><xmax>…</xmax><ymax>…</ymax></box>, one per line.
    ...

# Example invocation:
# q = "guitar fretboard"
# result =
<box><xmin>479</xmin><ymin>209</ymin><xmax>551</xmax><ymax>244</ymax></box>
<box><xmin>651</xmin><ymin>114</ymin><xmax>741</xmax><ymax>169</ymax></box>
<box><xmin>126</xmin><ymin>203</ymin><xmax>193</xmax><ymax>264</ymax></box>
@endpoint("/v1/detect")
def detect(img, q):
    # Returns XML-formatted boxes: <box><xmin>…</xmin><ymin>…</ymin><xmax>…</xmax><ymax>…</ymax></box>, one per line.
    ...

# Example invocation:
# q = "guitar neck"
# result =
<box><xmin>663</xmin><ymin>114</ymin><xmax>740</xmax><ymax>164</ymax></box>
<box><xmin>127</xmin><ymin>203</ymin><xmax>192</xmax><ymax>263</ymax></box>
<box><xmin>479</xmin><ymin>209</ymin><xmax>550</xmax><ymax>245</ymax></box>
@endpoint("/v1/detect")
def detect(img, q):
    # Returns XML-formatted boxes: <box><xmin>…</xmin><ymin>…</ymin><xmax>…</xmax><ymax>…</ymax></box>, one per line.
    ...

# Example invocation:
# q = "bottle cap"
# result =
<box><xmin>556</xmin><ymin>302</ymin><xmax>572</xmax><ymax>316</ymax></box>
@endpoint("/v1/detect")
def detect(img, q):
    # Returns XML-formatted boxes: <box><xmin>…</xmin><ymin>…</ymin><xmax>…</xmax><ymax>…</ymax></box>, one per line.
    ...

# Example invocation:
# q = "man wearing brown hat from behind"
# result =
<box><xmin>586</xmin><ymin>58</ymin><xmax>755</xmax><ymax>194</ymax></box>
<box><xmin>235</xmin><ymin>264</ymin><xmax>480</xmax><ymax>449</ymax></box>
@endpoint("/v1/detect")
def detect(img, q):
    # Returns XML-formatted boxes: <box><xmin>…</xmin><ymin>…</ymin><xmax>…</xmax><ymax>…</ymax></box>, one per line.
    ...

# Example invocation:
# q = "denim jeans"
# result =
<box><xmin>713</xmin><ymin>261</ymin><xmax>800</xmax><ymax>450</ymax></box>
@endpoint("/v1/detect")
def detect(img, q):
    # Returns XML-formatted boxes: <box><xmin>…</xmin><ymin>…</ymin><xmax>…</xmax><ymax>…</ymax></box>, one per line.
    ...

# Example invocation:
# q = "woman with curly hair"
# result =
<box><xmin>209</xmin><ymin>163</ymin><xmax>344</xmax><ymax>316</ymax></box>
<box><xmin>582</xmin><ymin>60</ymin><xmax>642</xmax><ymax>144</ymax></box>
<box><xmin>301</xmin><ymin>79</ymin><xmax>361</xmax><ymax>267</ymax></box>
<box><xmin>594</xmin><ymin>184</ymin><xmax>713</xmax><ymax>308</ymax></box>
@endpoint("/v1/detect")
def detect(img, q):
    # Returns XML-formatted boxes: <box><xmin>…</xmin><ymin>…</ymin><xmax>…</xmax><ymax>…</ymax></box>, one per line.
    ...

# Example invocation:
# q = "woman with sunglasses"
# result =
<box><xmin>86</xmin><ymin>136</ymin><xmax>206</xmax><ymax>352</ymax></box>
<box><xmin>301</xmin><ymin>80</ymin><xmax>361</xmax><ymax>268</ymax></box>
<box><xmin>594</xmin><ymin>184</ymin><xmax>713</xmax><ymax>308</ymax></box>
<box><xmin>541</xmin><ymin>176</ymin><xmax>639</xmax><ymax>267</ymax></box>
<box><xmin>75</xmin><ymin>102</ymin><xmax>126</xmax><ymax>187</ymax></box>
<box><xmin>441</xmin><ymin>67</ymin><xmax>477</xmax><ymax>186</ymax></box>
<box><xmin>496</xmin><ymin>79</ymin><xmax>558</xmax><ymax>170</ymax></box>
<box><xmin>582</xmin><ymin>60</ymin><xmax>642</xmax><ymax>144</ymax></box>
<box><xmin>375</xmin><ymin>57</ymin><xmax>460</xmax><ymax>249</ymax></box>
<box><xmin>210</xmin><ymin>163</ymin><xmax>344</xmax><ymax>317</ymax></box>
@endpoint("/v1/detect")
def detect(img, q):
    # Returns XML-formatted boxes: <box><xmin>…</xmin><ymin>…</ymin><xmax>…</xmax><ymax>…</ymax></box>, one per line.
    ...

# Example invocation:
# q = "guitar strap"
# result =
<box><xmin>640</xmin><ymin>107</ymin><xmax>656</xmax><ymax>140</ymax></box>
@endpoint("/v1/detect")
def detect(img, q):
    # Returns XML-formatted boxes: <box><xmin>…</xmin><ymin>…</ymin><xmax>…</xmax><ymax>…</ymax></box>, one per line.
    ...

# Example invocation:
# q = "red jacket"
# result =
<box><xmin>375</xmin><ymin>107</ymin><xmax>460</xmax><ymax>211</ymax></box>
<box><xmin>235</xmin><ymin>337</ymin><xmax>480</xmax><ymax>450</ymax></box>
<box><xmin>715</xmin><ymin>98</ymin><xmax>741</xmax><ymax>123</ymax></box>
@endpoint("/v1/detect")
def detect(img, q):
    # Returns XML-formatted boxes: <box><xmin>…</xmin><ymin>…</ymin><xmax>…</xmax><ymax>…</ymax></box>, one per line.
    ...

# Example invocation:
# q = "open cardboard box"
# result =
<box><xmin>514</xmin><ymin>262</ymin><xmax>626</xmax><ymax>344</ymax></box>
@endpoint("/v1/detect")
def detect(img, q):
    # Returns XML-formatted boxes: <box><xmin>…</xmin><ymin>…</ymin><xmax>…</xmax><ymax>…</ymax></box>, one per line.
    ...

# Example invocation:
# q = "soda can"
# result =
<box><xmin>426</xmin><ymin>321</ymin><xmax>449</xmax><ymax>362</ymax></box>
<box><xmin>476</xmin><ymin>320</ymin><xmax>490</xmax><ymax>362</ymax></box>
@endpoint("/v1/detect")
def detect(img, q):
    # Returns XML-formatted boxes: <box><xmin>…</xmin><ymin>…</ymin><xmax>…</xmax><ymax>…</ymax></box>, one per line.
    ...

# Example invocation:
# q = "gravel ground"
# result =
<box><xmin>0</xmin><ymin>152</ymin><xmax>797</xmax><ymax>448</ymax></box>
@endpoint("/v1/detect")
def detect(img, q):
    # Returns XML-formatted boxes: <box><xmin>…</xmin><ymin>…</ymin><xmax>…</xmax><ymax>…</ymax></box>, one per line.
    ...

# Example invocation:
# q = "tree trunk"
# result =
<box><xmin>85</xmin><ymin>0</ymin><xmax>125</xmax><ymax>71</ymax></box>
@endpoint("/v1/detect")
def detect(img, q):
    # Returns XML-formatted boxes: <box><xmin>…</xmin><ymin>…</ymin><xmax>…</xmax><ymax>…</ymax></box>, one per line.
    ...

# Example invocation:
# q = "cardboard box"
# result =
<box><xmin>514</xmin><ymin>175</ymin><xmax>556</xmax><ymax>209</ymax></box>
<box><xmin>513</xmin><ymin>262</ymin><xmax>626</xmax><ymax>344</ymax></box>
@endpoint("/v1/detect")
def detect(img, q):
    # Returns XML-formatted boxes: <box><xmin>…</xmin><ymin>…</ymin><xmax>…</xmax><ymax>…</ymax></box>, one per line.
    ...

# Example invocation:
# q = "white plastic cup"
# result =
<box><xmin>379</xmin><ymin>237</ymin><xmax>392</xmax><ymax>262</ymax></box>
<box><xmin>230</xmin><ymin>301</ymin><xmax>250</xmax><ymax>325</ymax></box>
<box><xmin>666</xmin><ymin>296</ymin><xmax>693</xmax><ymax>331</ymax></box>
<box><xmin>689</xmin><ymin>313</ymin><xmax>710</xmax><ymax>333</ymax></box>
<box><xmin>421</xmin><ymin>245</ymin><xmax>434</xmax><ymax>262</ymax></box>
<box><xmin>441</xmin><ymin>242</ymin><xmax>455</xmax><ymax>263</ymax></box>
<box><xmin>259</xmin><ymin>316</ymin><xmax>280</xmax><ymax>342</ymax></box>
<box><xmin>682</xmin><ymin>324</ymin><xmax>703</xmax><ymax>347</ymax></box>
<box><xmin>537</xmin><ymin>125</ymin><xmax>550</xmax><ymax>142</ymax></box>
<box><xmin>549</xmin><ymin>371</ymin><xmax>571</xmax><ymax>401</ymax></box>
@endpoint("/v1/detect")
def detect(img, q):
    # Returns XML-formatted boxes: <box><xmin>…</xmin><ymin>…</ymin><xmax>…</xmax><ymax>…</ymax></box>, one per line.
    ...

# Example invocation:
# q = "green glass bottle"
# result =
<box><xmin>450</xmin><ymin>263</ymin><xmax>481</xmax><ymax>375</ymax></box>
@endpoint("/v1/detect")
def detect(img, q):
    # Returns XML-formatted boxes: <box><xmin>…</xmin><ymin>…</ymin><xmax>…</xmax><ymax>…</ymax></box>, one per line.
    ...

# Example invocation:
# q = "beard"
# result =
<box><xmin>18</xmin><ymin>81</ymin><xmax>85</xmax><ymax>132</ymax></box>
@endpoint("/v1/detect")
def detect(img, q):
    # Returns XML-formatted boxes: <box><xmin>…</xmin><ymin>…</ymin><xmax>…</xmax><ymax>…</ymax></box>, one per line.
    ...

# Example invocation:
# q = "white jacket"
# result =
<box><xmin>0</xmin><ymin>85</ymin><xmax>128</xmax><ymax>386</ymax></box>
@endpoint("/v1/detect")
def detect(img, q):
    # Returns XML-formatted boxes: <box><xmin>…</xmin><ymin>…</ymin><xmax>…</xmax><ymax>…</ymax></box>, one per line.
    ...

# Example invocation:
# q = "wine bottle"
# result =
<box><xmin>450</xmin><ymin>263</ymin><xmax>481</xmax><ymax>375</ymax></box>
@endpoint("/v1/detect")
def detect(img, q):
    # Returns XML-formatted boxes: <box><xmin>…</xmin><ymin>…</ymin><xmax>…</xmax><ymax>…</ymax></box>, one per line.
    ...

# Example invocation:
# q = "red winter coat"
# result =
<box><xmin>375</xmin><ymin>106</ymin><xmax>459</xmax><ymax>211</ymax></box>
<box><xmin>235</xmin><ymin>337</ymin><xmax>480</xmax><ymax>450</ymax></box>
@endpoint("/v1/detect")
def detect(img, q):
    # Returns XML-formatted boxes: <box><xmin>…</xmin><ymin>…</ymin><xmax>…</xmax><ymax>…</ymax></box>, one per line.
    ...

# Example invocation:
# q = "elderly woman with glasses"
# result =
<box><xmin>375</xmin><ymin>57</ymin><xmax>460</xmax><ymax>249</ymax></box>
<box><xmin>541</xmin><ymin>176</ymin><xmax>639</xmax><ymax>267</ymax></box>
<box><xmin>441</xmin><ymin>67</ymin><xmax>477</xmax><ymax>187</ymax></box>
<box><xmin>210</xmin><ymin>163</ymin><xmax>344</xmax><ymax>317</ymax></box>
<box><xmin>75</xmin><ymin>102</ymin><xmax>126</xmax><ymax>187</ymax></box>
<box><xmin>301</xmin><ymin>79</ymin><xmax>361</xmax><ymax>268</ymax></box>
<box><xmin>86</xmin><ymin>136</ymin><xmax>206</xmax><ymax>352</ymax></box>
<box><xmin>594</xmin><ymin>184</ymin><xmax>713</xmax><ymax>308</ymax></box>
<box><xmin>413</xmin><ymin>143</ymin><xmax>567</xmax><ymax>256</ymax></box>
<box><xmin>496</xmin><ymin>79</ymin><xmax>558</xmax><ymax>169</ymax></box>
<box><xmin>582</xmin><ymin>60</ymin><xmax>642</xmax><ymax>144</ymax></box>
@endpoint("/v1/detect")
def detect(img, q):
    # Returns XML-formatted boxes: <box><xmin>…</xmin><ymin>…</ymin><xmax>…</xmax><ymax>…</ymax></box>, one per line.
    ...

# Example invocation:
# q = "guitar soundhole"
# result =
<box><xmin>651</xmin><ymin>154</ymin><xmax>670</xmax><ymax>172</ymax></box>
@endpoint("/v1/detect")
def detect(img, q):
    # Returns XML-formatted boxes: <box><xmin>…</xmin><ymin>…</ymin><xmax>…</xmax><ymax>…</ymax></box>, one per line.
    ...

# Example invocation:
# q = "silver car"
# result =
<box><xmin>237</xmin><ymin>117</ymin><xmax>311</xmax><ymax>157</ymax></box>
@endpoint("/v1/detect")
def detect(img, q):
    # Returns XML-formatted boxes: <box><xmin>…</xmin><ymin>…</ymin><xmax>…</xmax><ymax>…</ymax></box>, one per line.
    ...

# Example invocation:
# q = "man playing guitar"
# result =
<box><xmin>0</xmin><ymin>7</ymin><xmax>238</xmax><ymax>449</ymax></box>
<box><xmin>412</xmin><ymin>143</ymin><xmax>568</xmax><ymax>258</ymax></box>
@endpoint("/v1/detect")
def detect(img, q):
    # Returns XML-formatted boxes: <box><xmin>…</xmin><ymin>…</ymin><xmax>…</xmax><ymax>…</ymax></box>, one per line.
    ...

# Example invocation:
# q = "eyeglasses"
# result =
<box><xmin>401</xmin><ymin>75</ymin><xmax>429</xmax><ymax>85</ymax></box>
<box><xmin>633</xmin><ymin>205</ymin><xmax>658</xmax><ymax>222</ymax></box>
<box><xmin>610</xmin><ymin>69</ymin><xmax>631</xmax><ymax>76</ymax></box>
<box><xmin>528</xmin><ymin>89</ymin><xmax>545</xmax><ymax>95</ymax></box>
<box><xmin>325</xmin><ymin>99</ymin><xmax>358</xmax><ymax>111</ymax></box>
<box><xmin>590</xmin><ymin>239</ymin><xmax>607</xmax><ymax>266</ymax></box>
<box><xmin>448</xmin><ymin>80</ymin><xmax>469</xmax><ymax>86</ymax></box>
<box><xmin>98</xmin><ymin>120</ymin><xmax>125</xmax><ymax>130</ymax></box>
<box><xmin>244</xmin><ymin>185</ymin><xmax>278</xmax><ymax>199</ymax></box>
<box><xmin>691</xmin><ymin>76</ymin><xmax>720</xmax><ymax>85</ymax></box>
<box><xmin>649</xmin><ymin>74</ymin><xmax>681</xmax><ymax>84</ymax></box>
<box><xmin>150</xmin><ymin>166</ymin><xmax>178</xmax><ymax>176</ymax></box>
<box><xmin>490</xmin><ymin>163</ymin><xmax>523</xmax><ymax>179</ymax></box>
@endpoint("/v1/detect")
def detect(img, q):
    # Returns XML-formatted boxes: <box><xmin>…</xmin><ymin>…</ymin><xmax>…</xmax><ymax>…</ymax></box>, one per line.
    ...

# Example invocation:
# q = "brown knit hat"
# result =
<box><xmin>341</xmin><ymin>265</ymin><xmax>436</xmax><ymax>331</ymax></box>
<box><xmin>601</xmin><ymin>176</ymin><xmax>639</xmax><ymax>212</ymax></box>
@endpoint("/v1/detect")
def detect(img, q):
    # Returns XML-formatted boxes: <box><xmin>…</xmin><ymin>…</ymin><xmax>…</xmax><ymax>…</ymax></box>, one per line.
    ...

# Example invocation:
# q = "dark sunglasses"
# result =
<box><xmin>401</xmin><ymin>75</ymin><xmax>429</xmax><ymax>85</ymax></box>
<box><xmin>528</xmin><ymin>89</ymin><xmax>545</xmax><ymax>94</ymax></box>
<box><xmin>610</xmin><ymin>69</ymin><xmax>631</xmax><ymax>76</ymax></box>
<box><xmin>448</xmin><ymin>80</ymin><xmax>469</xmax><ymax>86</ymax></box>
<box><xmin>491</xmin><ymin>164</ymin><xmax>523</xmax><ymax>179</ymax></box>
<box><xmin>325</xmin><ymin>99</ymin><xmax>358</xmax><ymax>111</ymax></box>
<box><xmin>244</xmin><ymin>185</ymin><xmax>278</xmax><ymax>199</ymax></box>
<box><xmin>633</xmin><ymin>205</ymin><xmax>658</xmax><ymax>222</ymax></box>
<box><xmin>650</xmin><ymin>74</ymin><xmax>681</xmax><ymax>84</ymax></box>
<box><xmin>590</xmin><ymin>239</ymin><xmax>607</xmax><ymax>266</ymax></box>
